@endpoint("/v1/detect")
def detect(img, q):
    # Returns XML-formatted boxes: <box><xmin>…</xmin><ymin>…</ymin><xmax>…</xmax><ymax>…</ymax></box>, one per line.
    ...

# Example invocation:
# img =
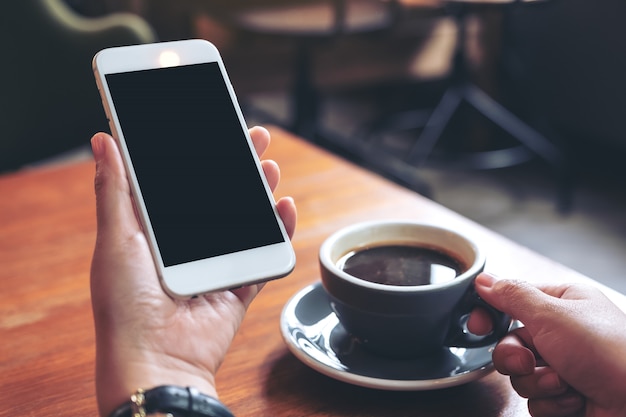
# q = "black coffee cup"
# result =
<box><xmin>319</xmin><ymin>220</ymin><xmax>511</xmax><ymax>358</ymax></box>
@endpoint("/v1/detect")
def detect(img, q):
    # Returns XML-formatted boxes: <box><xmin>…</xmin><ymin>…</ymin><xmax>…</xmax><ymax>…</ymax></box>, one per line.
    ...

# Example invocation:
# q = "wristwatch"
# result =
<box><xmin>109</xmin><ymin>386</ymin><xmax>235</xmax><ymax>417</ymax></box>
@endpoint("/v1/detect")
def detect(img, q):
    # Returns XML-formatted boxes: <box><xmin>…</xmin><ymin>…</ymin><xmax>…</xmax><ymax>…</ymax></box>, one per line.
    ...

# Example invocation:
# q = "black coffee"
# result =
<box><xmin>337</xmin><ymin>244</ymin><xmax>466</xmax><ymax>286</ymax></box>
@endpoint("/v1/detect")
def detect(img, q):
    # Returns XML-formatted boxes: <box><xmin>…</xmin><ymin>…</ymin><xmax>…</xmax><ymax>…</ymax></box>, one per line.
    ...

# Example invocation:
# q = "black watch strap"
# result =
<box><xmin>109</xmin><ymin>386</ymin><xmax>235</xmax><ymax>417</ymax></box>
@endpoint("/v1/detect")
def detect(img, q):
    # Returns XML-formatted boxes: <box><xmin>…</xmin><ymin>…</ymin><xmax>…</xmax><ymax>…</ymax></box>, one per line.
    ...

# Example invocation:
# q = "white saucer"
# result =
<box><xmin>280</xmin><ymin>282</ymin><xmax>498</xmax><ymax>391</ymax></box>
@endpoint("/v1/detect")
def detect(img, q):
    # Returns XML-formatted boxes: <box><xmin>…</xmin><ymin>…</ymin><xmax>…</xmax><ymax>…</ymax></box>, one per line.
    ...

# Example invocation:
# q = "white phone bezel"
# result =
<box><xmin>93</xmin><ymin>39</ymin><xmax>295</xmax><ymax>298</ymax></box>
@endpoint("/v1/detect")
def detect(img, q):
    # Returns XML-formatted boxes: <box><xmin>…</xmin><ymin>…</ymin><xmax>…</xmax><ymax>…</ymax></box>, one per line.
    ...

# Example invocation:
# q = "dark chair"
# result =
<box><xmin>0</xmin><ymin>0</ymin><xmax>156</xmax><ymax>172</ymax></box>
<box><xmin>356</xmin><ymin>0</ymin><xmax>573</xmax><ymax>210</ymax></box>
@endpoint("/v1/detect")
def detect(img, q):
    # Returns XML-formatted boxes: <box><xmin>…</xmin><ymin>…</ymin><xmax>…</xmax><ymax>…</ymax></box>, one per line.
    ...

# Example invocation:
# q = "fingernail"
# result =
<box><xmin>556</xmin><ymin>392</ymin><xmax>585</xmax><ymax>410</ymax></box>
<box><xmin>91</xmin><ymin>134</ymin><xmax>105</xmax><ymax>159</ymax></box>
<box><xmin>476</xmin><ymin>272</ymin><xmax>498</xmax><ymax>288</ymax></box>
<box><xmin>501</xmin><ymin>349</ymin><xmax>535</xmax><ymax>375</ymax></box>
<box><xmin>537</xmin><ymin>372</ymin><xmax>563</xmax><ymax>392</ymax></box>
<box><xmin>503</xmin><ymin>355</ymin><xmax>526</xmax><ymax>374</ymax></box>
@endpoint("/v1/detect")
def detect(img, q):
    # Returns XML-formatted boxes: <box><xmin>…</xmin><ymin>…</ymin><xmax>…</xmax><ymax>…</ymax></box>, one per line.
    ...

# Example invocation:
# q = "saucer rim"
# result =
<box><xmin>280</xmin><ymin>282</ymin><xmax>496</xmax><ymax>391</ymax></box>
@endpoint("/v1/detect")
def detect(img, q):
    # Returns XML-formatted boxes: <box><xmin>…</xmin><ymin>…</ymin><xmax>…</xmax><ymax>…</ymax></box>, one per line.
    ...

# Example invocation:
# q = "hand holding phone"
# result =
<box><xmin>92</xmin><ymin>39</ymin><xmax>295</xmax><ymax>298</ymax></box>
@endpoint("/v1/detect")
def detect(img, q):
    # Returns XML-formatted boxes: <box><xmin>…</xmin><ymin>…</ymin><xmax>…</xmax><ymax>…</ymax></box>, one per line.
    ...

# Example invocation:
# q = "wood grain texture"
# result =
<box><xmin>0</xmin><ymin>126</ymin><xmax>622</xmax><ymax>417</ymax></box>
<box><xmin>0</xmin><ymin>162</ymin><xmax>97</xmax><ymax>416</ymax></box>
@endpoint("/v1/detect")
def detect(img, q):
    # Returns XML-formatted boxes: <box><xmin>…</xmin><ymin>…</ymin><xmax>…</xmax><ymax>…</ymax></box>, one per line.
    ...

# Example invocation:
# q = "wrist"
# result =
<box><xmin>96</xmin><ymin>345</ymin><xmax>218</xmax><ymax>417</ymax></box>
<box><xmin>109</xmin><ymin>386</ymin><xmax>233</xmax><ymax>417</ymax></box>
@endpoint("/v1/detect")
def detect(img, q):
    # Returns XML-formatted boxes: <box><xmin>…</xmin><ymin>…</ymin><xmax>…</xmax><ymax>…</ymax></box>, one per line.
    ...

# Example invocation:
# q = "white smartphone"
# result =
<box><xmin>92</xmin><ymin>39</ymin><xmax>295</xmax><ymax>298</ymax></box>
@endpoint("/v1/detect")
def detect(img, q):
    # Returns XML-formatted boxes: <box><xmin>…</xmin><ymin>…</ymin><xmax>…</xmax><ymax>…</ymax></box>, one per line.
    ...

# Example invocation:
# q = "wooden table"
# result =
<box><xmin>1</xmin><ymin>127</ymin><xmax>623</xmax><ymax>417</ymax></box>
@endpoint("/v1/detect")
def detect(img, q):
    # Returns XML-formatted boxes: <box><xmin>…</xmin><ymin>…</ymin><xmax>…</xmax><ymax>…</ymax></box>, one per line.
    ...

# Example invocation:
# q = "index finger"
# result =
<box><xmin>493</xmin><ymin>326</ymin><xmax>540</xmax><ymax>376</ymax></box>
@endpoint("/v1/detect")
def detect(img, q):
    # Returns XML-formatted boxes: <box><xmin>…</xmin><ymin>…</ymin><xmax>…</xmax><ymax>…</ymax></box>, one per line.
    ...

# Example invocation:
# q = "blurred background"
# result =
<box><xmin>2</xmin><ymin>0</ymin><xmax>625</xmax><ymax>292</ymax></box>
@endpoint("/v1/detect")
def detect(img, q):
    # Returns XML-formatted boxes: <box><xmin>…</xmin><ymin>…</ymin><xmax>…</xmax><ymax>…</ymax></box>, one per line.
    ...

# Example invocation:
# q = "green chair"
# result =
<box><xmin>0</xmin><ymin>0</ymin><xmax>156</xmax><ymax>172</ymax></box>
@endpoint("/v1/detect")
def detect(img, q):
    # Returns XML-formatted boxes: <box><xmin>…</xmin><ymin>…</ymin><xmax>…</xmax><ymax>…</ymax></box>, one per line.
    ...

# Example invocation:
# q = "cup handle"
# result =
<box><xmin>444</xmin><ymin>286</ymin><xmax>512</xmax><ymax>348</ymax></box>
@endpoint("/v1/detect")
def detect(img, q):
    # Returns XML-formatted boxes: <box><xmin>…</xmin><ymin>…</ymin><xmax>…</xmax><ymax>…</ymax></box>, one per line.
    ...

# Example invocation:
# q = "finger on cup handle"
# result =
<box><xmin>492</xmin><ymin>328</ymin><xmax>537</xmax><ymax>376</ymax></box>
<box><xmin>473</xmin><ymin>272</ymin><xmax>551</xmax><ymax>324</ymax></box>
<box><xmin>467</xmin><ymin>273</ymin><xmax>513</xmax><ymax>336</ymax></box>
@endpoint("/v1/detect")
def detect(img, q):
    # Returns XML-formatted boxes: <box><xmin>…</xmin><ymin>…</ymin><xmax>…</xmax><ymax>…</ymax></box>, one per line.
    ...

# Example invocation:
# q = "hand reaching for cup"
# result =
<box><xmin>90</xmin><ymin>127</ymin><xmax>297</xmax><ymax>417</ymax></box>
<box><xmin>468</xmin><ymin>272</ymin><xmax>626</xmax><ymax>417</ymax></box>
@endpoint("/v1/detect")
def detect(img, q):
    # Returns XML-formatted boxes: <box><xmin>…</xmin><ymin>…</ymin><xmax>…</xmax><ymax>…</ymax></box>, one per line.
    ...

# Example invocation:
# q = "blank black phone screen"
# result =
<box><xmin>105</xmin><ymin>62</ymin><xmax>284</xmax><ymax>267</ymax></box>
